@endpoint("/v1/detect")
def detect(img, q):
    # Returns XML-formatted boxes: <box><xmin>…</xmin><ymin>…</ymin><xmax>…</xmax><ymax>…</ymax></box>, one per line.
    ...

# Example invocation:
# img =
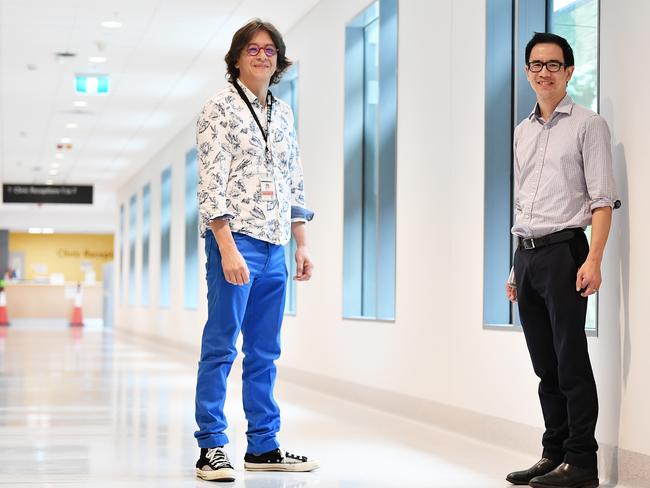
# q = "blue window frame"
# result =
<box><xmin>484</xmin><ymin>0</ymin><xmax>600</xmax><ymax>333</ymax></box>
<box><xmin>274</xmin><ymin>64</ymin><xmax>299</xmax><ymax>314</ymax></box>
<box><xmin>141</xmin><ymin>183</ymin><xmax>151</xmax><ymax>307</ymax></box>
<box><xmin>343</xmin><ymin>0</ymin><xmax>397</xmax><ymax>320</ymax></box>
<box><xmin>128</xmin><ymin>193</ymin><xmax>137</xmax><ymax>306</ymax></box>
<box><xmin>184</xmin><ymin>148</ymin><xmax>199</xmax><ymax>309</ymax></box>
<box><xmin>160</xmin><ymin>166</ymin><xmax>172</xmax><ymax>308</ymax></box>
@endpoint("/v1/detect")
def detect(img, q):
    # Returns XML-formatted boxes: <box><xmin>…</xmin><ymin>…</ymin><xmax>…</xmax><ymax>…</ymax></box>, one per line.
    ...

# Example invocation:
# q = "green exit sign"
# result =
<box><xmin>74</xmin><ymin>74</ymin><xmax>110</xmax><ymax>95</ymax></box>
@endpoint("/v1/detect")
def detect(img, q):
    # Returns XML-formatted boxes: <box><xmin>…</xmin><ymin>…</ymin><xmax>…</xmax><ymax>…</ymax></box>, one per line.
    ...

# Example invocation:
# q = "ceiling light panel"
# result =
<box><xmin>101</xmin><ymin>20</ymin><xmax>123</xmax><ymax>29</ymax></box>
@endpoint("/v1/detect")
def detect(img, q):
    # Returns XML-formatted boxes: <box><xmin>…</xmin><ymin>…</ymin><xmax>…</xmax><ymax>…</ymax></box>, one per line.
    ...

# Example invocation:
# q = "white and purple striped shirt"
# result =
<box><xmin>511</xmin><ymin>94</ymin><xmax>618</xmax><ymax>239</ymax></box>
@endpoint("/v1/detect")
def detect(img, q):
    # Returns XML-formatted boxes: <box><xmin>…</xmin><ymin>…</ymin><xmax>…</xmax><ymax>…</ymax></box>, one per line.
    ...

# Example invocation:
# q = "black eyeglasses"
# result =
<box><xmin>245</xmin><ymin>44</ymin><xmax>277</xmax><ymax>57</ymax></box>
<box><xmin>527</xmin><ymin>61</ymin><xmax>567</xmax><ymax>73</ymax></box>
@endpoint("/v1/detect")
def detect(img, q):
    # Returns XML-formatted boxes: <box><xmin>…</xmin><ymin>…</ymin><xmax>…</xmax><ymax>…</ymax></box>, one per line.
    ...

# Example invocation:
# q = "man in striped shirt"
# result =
<box><xmin>505</xmin><ymin>33</ymin><xmax>619</xmax><ymax>488</ymax></box>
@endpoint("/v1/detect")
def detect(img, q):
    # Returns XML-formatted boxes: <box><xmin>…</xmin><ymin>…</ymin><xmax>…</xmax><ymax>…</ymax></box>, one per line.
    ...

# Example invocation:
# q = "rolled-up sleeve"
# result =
<box><xmin>196</xmin><ymin>100</ymin><xmax>233</xmax><ymax>235</ymax></box>
<box><xmin>287</xmin><ymin>111</ymin><xmax>314</xmax><ymax>222</ymax></box>
<box><xmin>582</xmin><ymin>114</ymin><xmax>618</xmax><ymax>210</ymax></box>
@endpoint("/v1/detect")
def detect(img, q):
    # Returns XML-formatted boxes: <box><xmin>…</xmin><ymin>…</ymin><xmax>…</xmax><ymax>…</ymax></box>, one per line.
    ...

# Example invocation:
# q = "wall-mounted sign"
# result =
<box><xmin>3</xmin><ymin>184</ymin><xmax>93</xmax><ymax>204</ymax></box>
<box><xmin>75</xmin><ymin>74</ymin><xmax>110</xmax><ymax>95</ymax></box>
<box><xmin>57</xmin><ymin>248</ymin><xmax>113</xmax><ymax>259</ymax></box>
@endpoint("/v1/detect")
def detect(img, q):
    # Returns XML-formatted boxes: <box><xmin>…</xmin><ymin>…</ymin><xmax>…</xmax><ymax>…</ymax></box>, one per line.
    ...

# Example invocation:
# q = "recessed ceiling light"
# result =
<box><xmin>101</xmin><ymin>20</ymin><xmax>123</xmax><ymax>29</ymax></box>
<box><xmin>51</xmin><ymin>163</ymin><xmax>61</xmax><ymax>169</ymax></box>
<box><xmin>48</xmin><ymin>169</ymin><xmax>58</xmax><ymax>175</ymax></box>
<box><xmin>73</xmin><ymin>101</ymin><xmax>88</xmax><ymax>108</ymax></box>
<box><xmin>55</xmin><ymin>153</ymin><xmax>64</xmax><ymax>159</ymax></box>
<box><xmin>45</xmin><ymin>180</ymin><xmax>54</xmax><ymax>185</ymax></box>
<box><xmin>66</xmin><ymin>123</ymin><xmax>78</xmax><ymax>129</ymax></box>
<box><xmin>42</xmin><ymin>228</ymin><xmax>54</xmax><ymax>234</ymax></box>
<box><xmin>60</xmin><ymin>138</ymin><xmax>72</xmax><ymax>144</ymax></box>
<box><xmin>28</xmin><ymin>228</ymin><xmax>42</xmax><ymax>234</ymax></box>
<box><xmin>89</xmin><ymin>56</ymin><xmax>107</xmax><ymax>63</ymax></box>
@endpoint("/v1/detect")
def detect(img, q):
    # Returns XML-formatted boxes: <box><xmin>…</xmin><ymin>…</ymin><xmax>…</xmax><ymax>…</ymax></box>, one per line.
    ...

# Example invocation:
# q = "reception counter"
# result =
<box><xmin>3</xmin><ymin>282</ymin><xmax>103</xmax><ymax>319</ymax></box>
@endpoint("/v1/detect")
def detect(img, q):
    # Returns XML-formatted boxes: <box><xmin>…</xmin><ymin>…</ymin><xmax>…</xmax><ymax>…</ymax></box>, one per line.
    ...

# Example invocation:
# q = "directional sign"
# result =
<box><xmin>3</xmin><ymin>184</ymin><xmax>93</xmax><ymax>204</ymax></box>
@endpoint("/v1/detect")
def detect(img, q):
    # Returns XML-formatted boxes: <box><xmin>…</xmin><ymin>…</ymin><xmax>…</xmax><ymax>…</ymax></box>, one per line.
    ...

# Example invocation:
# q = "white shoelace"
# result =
<box><xmin>206</xmin><ymin>448</ymin><xmax>231</xmax><ymax>469</ymax></box>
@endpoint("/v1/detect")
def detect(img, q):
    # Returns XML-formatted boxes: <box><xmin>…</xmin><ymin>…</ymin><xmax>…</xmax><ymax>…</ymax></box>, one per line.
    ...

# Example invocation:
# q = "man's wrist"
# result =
<box><xmin>585</xmin><ymin>251</ymin><xmax>604</xmax><ymax>265</ymax></box>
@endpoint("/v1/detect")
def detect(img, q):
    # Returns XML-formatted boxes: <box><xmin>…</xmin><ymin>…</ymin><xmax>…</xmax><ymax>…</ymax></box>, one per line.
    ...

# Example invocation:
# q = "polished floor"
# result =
<box><xmin>0</xmin><ymin>323</ymin><xmax>570</xmax><ymax>487</ymax></box>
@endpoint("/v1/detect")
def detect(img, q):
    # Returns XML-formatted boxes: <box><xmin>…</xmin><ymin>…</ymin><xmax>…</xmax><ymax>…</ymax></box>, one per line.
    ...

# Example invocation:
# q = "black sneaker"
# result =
<box><xmin>196</xmin><ymin>447</ymin><xmax>236</xmax><ymax>482</ymax></box>
<box><xmin>244</xmin><ymin>448</ymin><xmax>319</xmax><ymax>472</ymax></box>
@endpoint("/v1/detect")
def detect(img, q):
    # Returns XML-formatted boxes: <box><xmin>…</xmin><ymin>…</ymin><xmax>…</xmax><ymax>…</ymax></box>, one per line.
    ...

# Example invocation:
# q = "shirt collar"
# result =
<box><xmin>234</xmin><ymin>79</ymin><xmax>265</xmax><ymax>107</ymax></box>
<box><xmin>528</xmin><ymin>93</ymin><xmax>574</xmax><ymax>121</ymax></box>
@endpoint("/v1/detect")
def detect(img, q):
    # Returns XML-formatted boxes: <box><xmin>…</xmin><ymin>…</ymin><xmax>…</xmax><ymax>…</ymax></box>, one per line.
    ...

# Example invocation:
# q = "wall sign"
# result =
<box><xmin>3</xmin><ymin>184</ymin><xmax>93</xmax><ymax>204</ymax></box>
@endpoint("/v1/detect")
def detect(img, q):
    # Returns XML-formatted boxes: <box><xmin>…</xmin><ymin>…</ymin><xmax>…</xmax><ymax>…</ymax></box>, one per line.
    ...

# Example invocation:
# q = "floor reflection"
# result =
<box><xmin>0</xmin><ymin>323</ymin><xmax>539</xmax><ymax>487</ymax></box>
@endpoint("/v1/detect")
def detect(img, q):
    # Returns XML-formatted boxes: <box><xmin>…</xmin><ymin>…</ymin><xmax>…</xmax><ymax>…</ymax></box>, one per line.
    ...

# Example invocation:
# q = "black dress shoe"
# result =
<box><xmin>529</xmin><ymin>462</ymin><xmax>599</xmax><ymax>488</ymax></box>
<box><xmin>506</xmin><ymin>458</ymin><xmax>561</xmax><ymax>485</ymax></box>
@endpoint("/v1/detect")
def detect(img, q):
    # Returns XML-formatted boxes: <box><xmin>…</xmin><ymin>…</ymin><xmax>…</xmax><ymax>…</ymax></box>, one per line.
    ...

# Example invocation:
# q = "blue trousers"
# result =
<box><xmin>194</xmin><ymin>232</ymin><xmax>287</xmax><ymax>454</ymax></box>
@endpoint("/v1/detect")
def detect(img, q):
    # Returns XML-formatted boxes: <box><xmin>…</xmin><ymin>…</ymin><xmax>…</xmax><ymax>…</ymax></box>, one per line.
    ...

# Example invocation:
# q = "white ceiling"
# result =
<box><xmin>0</xmin><ymin>0</ymin><xmax>320</xmax><ymax>232</ymax></box>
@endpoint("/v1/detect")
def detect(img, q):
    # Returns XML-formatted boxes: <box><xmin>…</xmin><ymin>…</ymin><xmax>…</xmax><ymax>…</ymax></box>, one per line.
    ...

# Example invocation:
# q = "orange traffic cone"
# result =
<box><xmin>70</xmin><ymin>284</ymin><xmax>84</xmax><ymax>327</ymax></box>
<box><xmin>0</xmin><ymin>289</ymin><xmax>9</xmax><ymax>326</ymax></box>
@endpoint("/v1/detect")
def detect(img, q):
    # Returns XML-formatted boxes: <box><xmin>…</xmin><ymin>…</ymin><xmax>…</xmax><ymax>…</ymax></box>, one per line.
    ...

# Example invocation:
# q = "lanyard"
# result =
<box><xmin>232</xmin><ymin>81</ymin><xmax>273</xmax><ymax>146</ymax></box>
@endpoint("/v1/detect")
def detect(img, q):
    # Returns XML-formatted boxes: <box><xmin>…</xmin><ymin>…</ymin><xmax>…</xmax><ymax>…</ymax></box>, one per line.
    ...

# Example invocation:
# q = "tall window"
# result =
<box><xmin>549</xmin><ymin>0</ymin><xmax>598</xmax><ymax>111</ymax></box>
<box><xmin>160</xmin><ymin>167</ymin><xmax>172</xmax><ymax>308</ymax></box>
<box><xmin>343</xmin><ymin>0</ymin><xmax>397</xmax><ymax>320</ymax></box>
<box><xmin>184</xmin><ymin>149</ymin><xmax>199</xmax><ymax>309</ymax></box>
<box><xmin>128</xmin><ymin>193</ymin><xmax>137</xmax><ymax>306</ymax></box>
<box><xmin>484</xmin><ymin>0</ymin><xmax>600</xmax><ymax>333</ymax></box>
<box><xmin>549</xmin><ymin>0</ymin><xmax>599</xmax><ymax>331</ymax></box>
<box><xmin>141</xmin><ymin>183</ymin><xmax>151</xmax><ymax>307</ymax></box>
<box><xmin>274</xmin><ymin>64</ymin><xmax>299</xmax><ymax>315</ymax></box>
<box><xmin>119</xmin><ymin>204</ymin><xmax>125</xmax><ymax>304</ymax></box>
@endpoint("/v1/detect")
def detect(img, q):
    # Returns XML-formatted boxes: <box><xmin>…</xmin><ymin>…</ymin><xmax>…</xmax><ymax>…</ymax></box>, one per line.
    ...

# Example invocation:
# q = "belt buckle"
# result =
<box><xmin>523</xmin><ymin>238</ymin><xmax>535</xmax><ymax>250</ymax></box>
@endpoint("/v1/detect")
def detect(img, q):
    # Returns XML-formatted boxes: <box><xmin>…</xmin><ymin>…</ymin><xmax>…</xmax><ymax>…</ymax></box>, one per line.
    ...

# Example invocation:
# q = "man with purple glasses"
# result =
<box><xmin>193</xmin><ymin>19</ymin><xmax>318</xmax><ymax>482</ymax></box>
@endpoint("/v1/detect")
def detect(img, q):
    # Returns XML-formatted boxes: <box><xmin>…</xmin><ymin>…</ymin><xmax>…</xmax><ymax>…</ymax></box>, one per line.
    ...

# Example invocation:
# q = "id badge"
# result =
<box><xmin>260</xmin><ymin>177</ymin><xmax>275</xmax><ymax>202</ymax></box>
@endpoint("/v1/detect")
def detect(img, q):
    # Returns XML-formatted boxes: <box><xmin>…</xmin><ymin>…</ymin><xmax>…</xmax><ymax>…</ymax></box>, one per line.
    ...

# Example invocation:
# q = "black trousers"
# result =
<box><xmin>514</xmin><ymin>230</ymin><xmax>598</xmax><ymax>468</ymax></box>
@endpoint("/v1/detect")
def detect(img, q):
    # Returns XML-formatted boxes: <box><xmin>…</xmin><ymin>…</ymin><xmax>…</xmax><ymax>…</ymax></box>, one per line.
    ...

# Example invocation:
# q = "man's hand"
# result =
<box><xmin>210</xmin><ymin>219</ymin><xmax>249</xmax><ymax>285</ymax></box>
<box><xmin>505</xmin><ymin>282</ymin><xmax>517</xmax><ymax>303</ymax></box>
<box><xmin>294</xmin><ymin>246</ymin><xmax>313</xmax><ymax>281</ymax></box>
<box><xmin>576</xmin><ymin>258</ymin><xmax>601</xmax><ymax>297</ymax></box>
<box><xmin>221</xmin><ymin>248</ymin><xmax>250</xmax><ymax>285</ymax></box>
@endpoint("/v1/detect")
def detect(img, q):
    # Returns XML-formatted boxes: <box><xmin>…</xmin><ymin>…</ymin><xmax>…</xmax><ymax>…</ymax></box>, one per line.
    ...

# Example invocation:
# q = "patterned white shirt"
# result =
<box><xmin>511</xmin><ymin>94</ymin><xmax>618</xmax><ymax>239</ymax></box>
<box><xmin>197</xmin><ymin>80</ymin><xmax>312</xmax><ymax>245</ymax></box>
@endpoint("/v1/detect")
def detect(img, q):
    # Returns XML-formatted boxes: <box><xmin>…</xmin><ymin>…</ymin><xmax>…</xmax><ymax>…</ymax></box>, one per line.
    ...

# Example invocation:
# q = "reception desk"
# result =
<box><xmin>3</xmin><ymin>282</ymin><xmax>103</xmax><ymax>319</ymax></box>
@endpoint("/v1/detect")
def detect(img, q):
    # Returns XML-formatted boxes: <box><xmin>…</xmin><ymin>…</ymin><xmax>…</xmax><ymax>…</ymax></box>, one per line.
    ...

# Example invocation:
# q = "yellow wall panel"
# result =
<box><xmin>8</xmin><ymin>233</ymin><xmax>114</xmax><ymax>282</ymax></box>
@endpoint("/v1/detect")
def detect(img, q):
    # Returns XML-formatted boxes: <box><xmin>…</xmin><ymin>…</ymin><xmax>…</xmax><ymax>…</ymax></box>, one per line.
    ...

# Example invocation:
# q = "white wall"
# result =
<box><xmin>599</xmin><ymin>0</ymin><xmax>650</xmax><ymax>459</ymax></box>
<box><xmin>115</xmin><ymin>122</ymin><xmax>207</xmax><ymax>349</ymax></box>
<box><xmin>115</xmin><ymin>0</ymin><xmax>650</xmax><ymax>472</ymax></box>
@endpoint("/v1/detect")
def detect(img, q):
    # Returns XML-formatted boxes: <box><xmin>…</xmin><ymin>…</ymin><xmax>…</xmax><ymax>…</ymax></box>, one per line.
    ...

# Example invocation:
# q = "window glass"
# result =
<box><xmin>343</xmin><ymin>0</ymin><xmax>397</xmax><ymax>320</ymax></box>
<box><xmin>484</xmin><ymin>0</ymin><xmax>600</xmax><ymax>333</ymax></box>
<box><xmin>119</xmin><ymin>204</ymin><xmax>125</xmax><ymax>304</ymax></box>
<box><xmin>185</xmin><ymin>149</ymin><xmax>199</xmax><ymax>309</ymax></box>
<box><xmin>160</xmin><ymin>167</ymin><xmax>172</xmax><ymax>308</ymax></box>
<box><xmin>549</xmin><ymin>0</ymin><xmax>599</xmax><ymax>111</ymax></box>
<box><xmin>549</xmin><ymin>0</ymin><xmax>599</xmax><ymax>331</ymax></box>
<box><xmin>274</xmin><ymin>65</ymin><xmax>299</xmax><ymax>314</ymax></box>
<box><xmin>142</xmin><ymin>184</ymin><xmax>150</xmax><ymax>307</ymax></box>
<box><xmin>128</xmin><ymin>193</ymin><xmax>137</xmax><ymax>306</ymax></box>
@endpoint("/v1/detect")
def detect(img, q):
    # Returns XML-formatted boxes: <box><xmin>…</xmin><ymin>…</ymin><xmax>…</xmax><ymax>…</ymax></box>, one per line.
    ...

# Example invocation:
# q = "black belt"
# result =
<box><xmin>518</xmin><ymin>229</ymin><xmax>581</xmax><ymax>250</ymax></box>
